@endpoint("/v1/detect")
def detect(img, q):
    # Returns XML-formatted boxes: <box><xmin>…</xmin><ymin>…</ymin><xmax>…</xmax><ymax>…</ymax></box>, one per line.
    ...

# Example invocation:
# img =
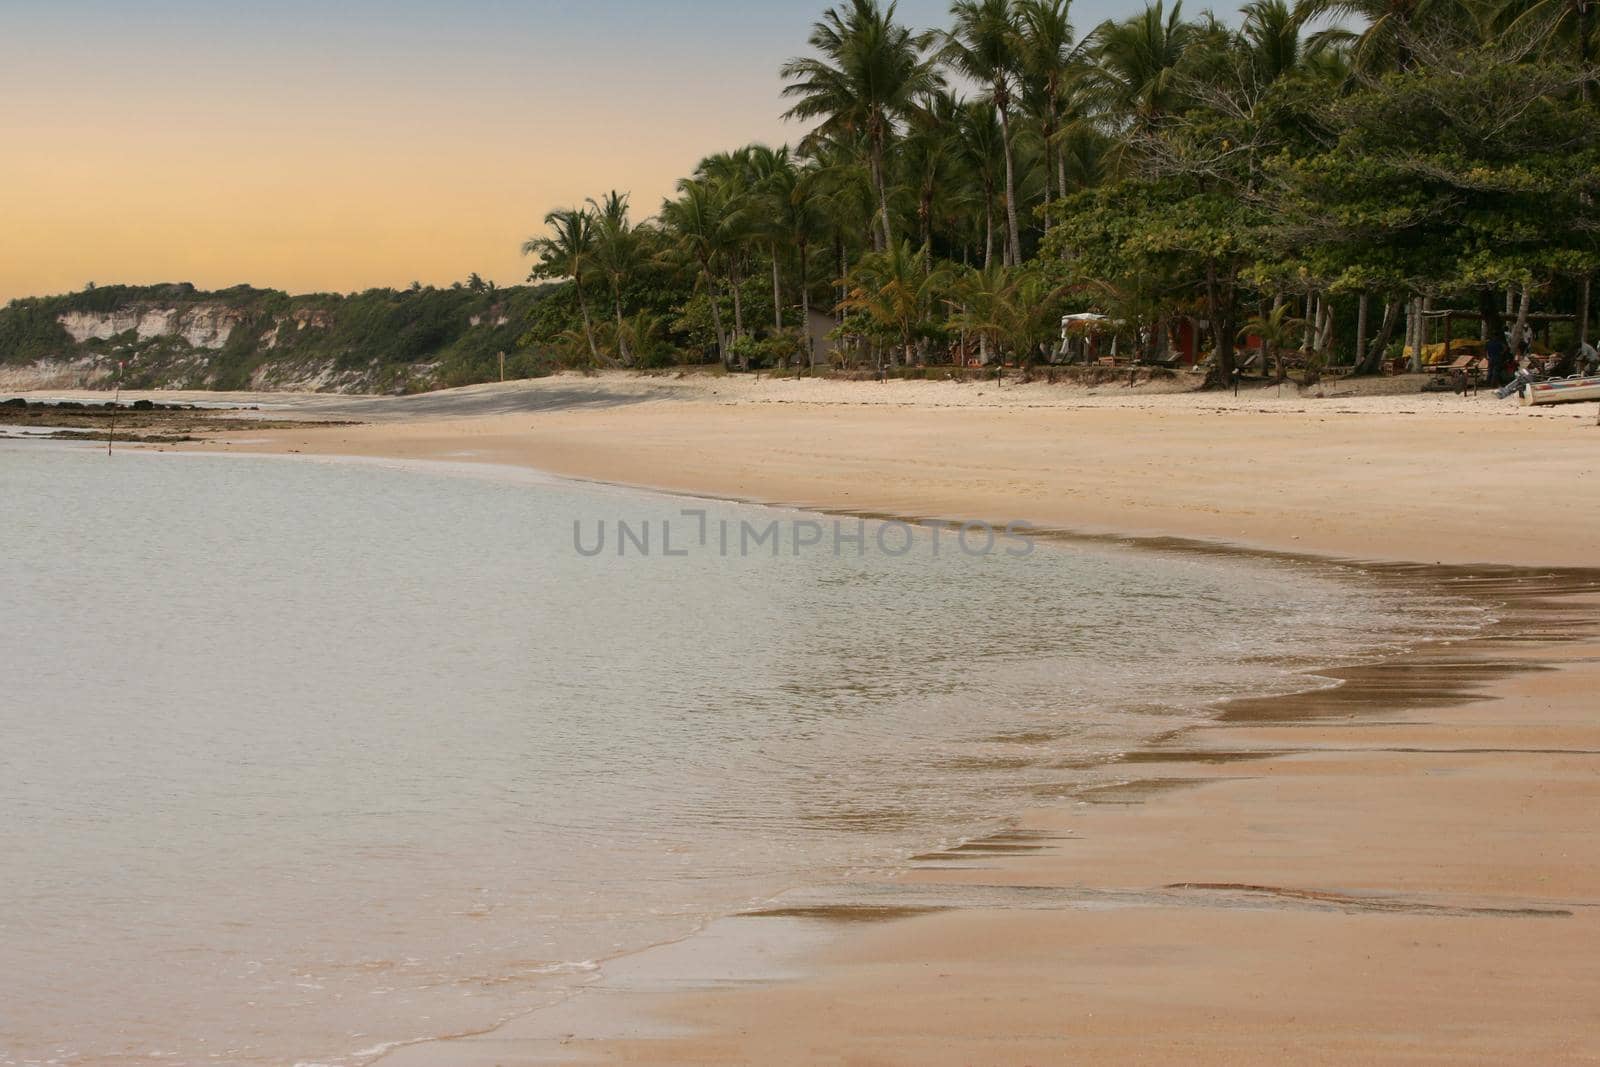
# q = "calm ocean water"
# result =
<box><xmin>0</xmin><ymin>444</ymin><xmax>1475</xmax><ymax>1066</ymax></box>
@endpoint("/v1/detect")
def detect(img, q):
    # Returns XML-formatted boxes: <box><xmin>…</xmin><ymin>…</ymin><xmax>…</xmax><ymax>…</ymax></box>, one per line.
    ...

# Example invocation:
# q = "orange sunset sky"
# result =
<box><xmin>2</xmin><ymin>0</ymin><xmax>1136</xmax><ymax>304</ymax></box>
<box><xmin>0</xmin><ymin>2</ymin><xmax>865</xmax><ymax>302</ymax></box>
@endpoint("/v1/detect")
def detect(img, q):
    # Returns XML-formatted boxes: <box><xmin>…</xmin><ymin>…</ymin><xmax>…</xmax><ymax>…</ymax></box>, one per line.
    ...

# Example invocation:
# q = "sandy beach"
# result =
<box><xmin>66</xmin><ymin>370</ymin><xmax>1591</xmax><ymax>567</ymax></box>
<box><xmin>36</xmin><ymin>373</ymin><xmax>1600</xmax><ymax>1063</ymax></box>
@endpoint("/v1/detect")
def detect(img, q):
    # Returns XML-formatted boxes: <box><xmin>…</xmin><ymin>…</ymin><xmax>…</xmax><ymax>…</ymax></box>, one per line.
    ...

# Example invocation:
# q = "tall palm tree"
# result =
<box><xmin>692</xmin><ymin>149</ymin><xmax>761</xmax><ymax>340</ymax></box>
<box><xmin>523</xmin><ymin>207</ymin><xmax>600</xmax><ymax>363</ymax></box>
<box><xmin>1016</xmin><ymin>0</ymin><xmax>1078</xmax><ymax>230</ymax></box>
<box><xmin>1088</xmin><ymin>0</ymin><xmax>1198</xmax><ymax>131</ymax></box>
<box><xmin>900</xmin><ymin>90</ymin><xmax>964</xmax><ymax>266</ymax></box>
<box><xmin>782</xmin><ymin>0</ymin><xmax>944</xmax><ymax>252</ymax></box>
<box><xmin>746</xmin><ymin>145</ymin><xmax>802</xmax><ymax>330</ymax></box>
<box><xmin>800</xmin><ymin>133</ymin><xmax>880</xmax><ymax>313</ymax></box>
<box><xmin>758</xmin><ymin>149</ymin><xmax>830</xmax><ymax>333</ymax></box>
<box><xmin>585</xmin><ymin>190</ymin><xmax>642</xmax><ymax>364</ymax></box>
<box><xmin>945</xmin><ymin>0</ymin><xmax>1027</xmax><ymax>265</ymax></box>
<box><xmin>660</xmin><ymin>179</ymin><xmax>738</xmax><ymax>366</ymax></box>
<box><xmin>955</xmin><ymin>98</ymin><xmax>1006</xmax><ymax>268</ymax></box>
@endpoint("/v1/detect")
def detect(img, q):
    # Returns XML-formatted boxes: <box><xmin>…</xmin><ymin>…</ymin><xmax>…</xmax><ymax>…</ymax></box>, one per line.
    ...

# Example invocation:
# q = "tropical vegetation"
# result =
<box><xmin>518</xmin><ymin>0</ymin><xmax>1600</xmax><ymax>381</ymax></box>
<box><xmin>9</xmin><ymin>0</ymin><xmax>1598</xmax><ymax>388</ymax></box>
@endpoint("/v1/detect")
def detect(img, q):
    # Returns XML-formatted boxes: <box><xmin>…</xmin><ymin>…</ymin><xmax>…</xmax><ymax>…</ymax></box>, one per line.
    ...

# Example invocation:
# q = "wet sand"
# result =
<box><xmin>369</xmin><ymin>573</ymin><xmax>1600</xmax><ymax>1066</ymax></box>
<box><xmin>43</xmin><ymin>374</ymin><xmax>1600</xmax><ymax>1063</ymax></box>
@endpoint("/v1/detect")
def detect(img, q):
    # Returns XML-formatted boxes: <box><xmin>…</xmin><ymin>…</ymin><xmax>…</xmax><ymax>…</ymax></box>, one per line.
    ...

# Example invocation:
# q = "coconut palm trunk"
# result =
<box><xmin>575</xmin><ymin>274</ymin><xmax>600</xmax><ymax>363</ymax></box>
<box><xmin>610</xmin><ymin>282</ymin><xmax>630</xmax><ymax>364</ymax></box>
<box><xmin>1041</xmin><ymin>136</ymin><xmax>1055</xmax><ymax>232</ymax></box>
<box><xmin>998</xmin><ymin>102</ymin><xmax>1021</xmax><ymax>266</ymax></box>
<box><xmin>799</xmin><ymin>240</ymin><xmax>812</xmax><ymax>363</ymax></box>
<box><xmin>799</xmin><ymin>244</ymin><xmax>811</xmax><ymax>321</ymax></box>
<box><xmin>702</xmin><ymin>263</ymin><xmax>729</xmax><ymax>366</ymax></box>
<box><xmin>870</xmin><ymin>136</ymin><xmax>893</xmax><ymax>252</ymax></box>
<box><xmin>838</xmin><ymin>241</ymin><xmax>848</xmax><ymax>316</ymax></box>
<box><xmin>920</xmin><ymin>194</ymin><xmax>934</xmax><ymax>270</ymax></box>
<box><xmin>771</xmin><ymin>242</ymin><xmax>784</xmax><ymax>330</ymax></box>
<box><xmin>984</xmin><ymin>204</ymin><xmax>995</xmax><ymax>270</ymax></box>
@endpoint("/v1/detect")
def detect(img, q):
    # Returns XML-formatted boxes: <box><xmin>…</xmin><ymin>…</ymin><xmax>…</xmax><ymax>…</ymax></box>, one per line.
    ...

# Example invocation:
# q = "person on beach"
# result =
<box><xmin>1578</xmin><ymin>339</ymin><xmax>1599</xmax><ymax>376</ymax></box>
<box><xmin>1485</xmin><ymin>332</ymin><xmax>1510</xmax><ymax>386</ymax></box>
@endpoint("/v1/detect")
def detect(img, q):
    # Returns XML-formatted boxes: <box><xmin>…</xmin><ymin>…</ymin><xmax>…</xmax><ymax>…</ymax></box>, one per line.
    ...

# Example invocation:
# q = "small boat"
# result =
<box><xmin>1521</xmin><ymin>374</ymin><xmax>1600</xmax><ymax>406</ymax></box>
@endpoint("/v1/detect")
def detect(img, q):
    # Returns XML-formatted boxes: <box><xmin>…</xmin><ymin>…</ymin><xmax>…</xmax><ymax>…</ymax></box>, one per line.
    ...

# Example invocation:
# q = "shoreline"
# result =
<box><xmin>104</xmin><ymin>371</ymin><xmax>1598</xmax><ymax>567</ymax></box>
<box><xmin>24</xmin><ymin>378</ymin><xmax>1600</xmax><ymax>1063</ymax></box>
<box><xmin>359</xmin><ymin>517</ymin><xmax>1599</xmax><ymax>1064</ymax></box>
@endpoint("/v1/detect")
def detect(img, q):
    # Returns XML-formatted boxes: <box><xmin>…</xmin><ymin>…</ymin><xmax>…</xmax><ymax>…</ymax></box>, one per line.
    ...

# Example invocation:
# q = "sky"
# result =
<box><xmin>3</xmin><ymin>0</ymin><xmax>1135</xmax><ymax>303</ymax></box>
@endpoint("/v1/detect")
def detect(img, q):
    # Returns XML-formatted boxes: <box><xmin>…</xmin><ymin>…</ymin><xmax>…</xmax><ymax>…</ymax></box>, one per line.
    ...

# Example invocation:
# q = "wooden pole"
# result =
<box><xmin>106</xmin><ymin>360</ymin><xmax>122</xmax><ymax>456</ymax></box>
<box><xmin>498</xmin><ymin>350</ymin><xmax>505</xmax><ymax>382</ymax></box>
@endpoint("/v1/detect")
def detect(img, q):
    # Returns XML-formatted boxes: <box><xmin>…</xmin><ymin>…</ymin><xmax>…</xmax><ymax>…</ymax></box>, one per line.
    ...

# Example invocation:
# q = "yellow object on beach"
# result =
<box><xmin>1404</xmin><ymin>338</ymin><xmax>1486</xmax><ymax>365</ymax></box>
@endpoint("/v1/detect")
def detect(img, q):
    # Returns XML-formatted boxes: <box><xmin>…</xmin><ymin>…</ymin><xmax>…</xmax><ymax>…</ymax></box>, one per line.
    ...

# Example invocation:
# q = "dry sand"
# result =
<box><xmin>42</xmin><ymin>373</ymin><xmax>1600</xmax><ymax>1064</ymax></box>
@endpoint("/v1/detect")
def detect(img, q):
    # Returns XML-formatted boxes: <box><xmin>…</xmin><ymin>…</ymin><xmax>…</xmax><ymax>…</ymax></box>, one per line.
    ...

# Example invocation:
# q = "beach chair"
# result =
<box><xmin>1430</xmin><ymin>353</ymin><xmax>1482</xmax><ymax>394</ymax></box>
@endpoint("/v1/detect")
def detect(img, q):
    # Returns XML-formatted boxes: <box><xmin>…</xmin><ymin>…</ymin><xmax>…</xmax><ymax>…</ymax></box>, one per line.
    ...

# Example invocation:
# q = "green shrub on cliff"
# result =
<box><xmin>0</xmin><ymin>281</ymin><xmax>563</xmax><ymax>391</ymax></box>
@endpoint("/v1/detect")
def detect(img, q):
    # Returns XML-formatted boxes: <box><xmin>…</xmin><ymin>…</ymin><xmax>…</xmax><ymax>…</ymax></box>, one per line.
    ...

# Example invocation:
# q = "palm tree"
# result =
<box><xmin>800</xmin><ymin>133</ymin><xmax>881</xmax><ymax>312</ymax></box>
<box><xmin>900</xmin><ymin>90</ymin><xmax>964</xmax><ymax>266</ymax></box>
<box><xmin>1088</xmin><ymin>0</ymin><xmax>1198</xmax><ymax>131</ymax></box>
<box><xmin>1240</xmin><ymin>0</ymin><xmax>1314</xmax><ymax>82</ymax></box>
<box><xmin>1305</xmin><ymin>0</ymin><xmax>1465</xmax><ymax>73</ymax></box>
<box><xmin>1239</xmin><ymin>300</ymin><xmax>1307</xmax><ymax>381</ymax></box>
<box><xmin>746</xmin><ymin>145</ymin><xmax>803</xmax><ymax>331</ymax></box>
<box><xmin>782</xmin><ymin>0</ymin><xmax>944</xmax><ymax>252</ymax></box>
<box><xmin>1016</xmin><ymin>0</ymin><xmax>1078</xmax><ymax>230</ymax></box>
<box><xmin>838</xmin><ymin>240</ymin><xmax>950</xmax><ymax>367</ymax></box>
<box><xmin>692</xmin><ymin>149</ymin><xmax>761</xmax><ymax>340</ymax></box>
<box><xmin>586</xmin><ymin>190</ymin><xmax>642</xmax><ymax>364</ymax></box>
<box><xmin>660</xmin><ymin>179</ymin><xmax>738</xmax><ymax>366</ymax></box>
<box><xmin>955</xmin><ymin>98</ymin><xmax>1006</xmax><ymax>268</ymax></box>
<box><xmin>945</xmin><ymin>0</ymin><xmax>1027</xmax><ymax>266</ymax></box>
<box><xmin>998</xmin><ymin>267</ymin><xmax>1068</xmax><ymax>361</ymax></box>
<box><xmin>948</xmin><ymin>261</ymin><xmax>1012</xmax><ymax>362</ymax></box>
<box><xmin>949</xmin><ymin>262</ymin><xmax>1064</xmax><ymax>363</ymax></box>
<box><xmin>523</xmin><ymin>206</ymin><xmax>600</xmax><ymax>363</ymax></box>
<box><xmin>1491</xmin><ymin>0</ymin><xmax>1597</xmax><ymax>97</ymax></box>
<box><xmin>759</xmin><ymin>149</ymin><xmax>828</xmax><ymax>333</ymax></box>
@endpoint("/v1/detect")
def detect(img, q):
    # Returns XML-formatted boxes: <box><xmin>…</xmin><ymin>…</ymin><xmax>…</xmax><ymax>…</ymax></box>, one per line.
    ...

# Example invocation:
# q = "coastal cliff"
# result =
<box><xmin>0</xmin><ymin>282</ymin><xmax>557</xmax><ymax>394</ymax></box>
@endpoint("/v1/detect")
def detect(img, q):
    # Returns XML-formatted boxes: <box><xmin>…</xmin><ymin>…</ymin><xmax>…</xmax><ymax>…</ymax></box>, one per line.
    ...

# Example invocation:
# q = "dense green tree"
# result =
<box><xmin>1270</xmin><ymin>38</ymin><xmax>1600</xmax><ymax>342</ymax></box>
